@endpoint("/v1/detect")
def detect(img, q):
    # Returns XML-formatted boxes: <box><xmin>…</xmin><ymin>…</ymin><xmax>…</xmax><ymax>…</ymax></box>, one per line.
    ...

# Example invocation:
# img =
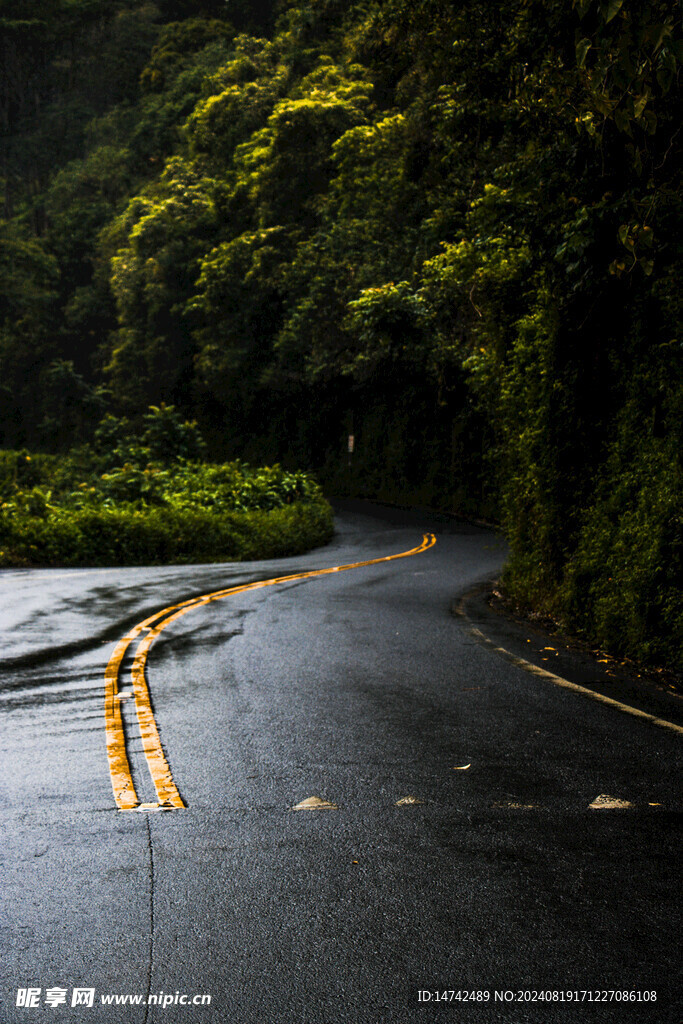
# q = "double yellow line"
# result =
<box><xmin>104</xmin><ymin>533</ymin><xmax>437</xmax><ymax>811</ymax></box>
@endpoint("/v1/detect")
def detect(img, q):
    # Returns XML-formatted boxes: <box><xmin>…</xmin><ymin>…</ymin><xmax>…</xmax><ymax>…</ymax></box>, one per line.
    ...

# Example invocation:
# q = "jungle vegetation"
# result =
<box><xmin>0</xmin><ymin>0</ymin><xmax>680</xmax><ymax>669</ymax></box>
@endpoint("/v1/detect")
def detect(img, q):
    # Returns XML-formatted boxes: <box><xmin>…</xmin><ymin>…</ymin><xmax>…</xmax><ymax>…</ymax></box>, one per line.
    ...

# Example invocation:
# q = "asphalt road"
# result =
<box><xmin>1</xmin><ymin>506</ymin><xmax>681</xmax><ymax>1023</ymax></box>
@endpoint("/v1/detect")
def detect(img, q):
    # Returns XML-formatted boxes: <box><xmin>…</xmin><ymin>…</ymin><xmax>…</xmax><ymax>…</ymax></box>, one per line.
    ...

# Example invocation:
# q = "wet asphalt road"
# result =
<box><xmin>1</xmin><ymin>507</ymin><xmax>681</xmax><ymax>1023</ymax></box>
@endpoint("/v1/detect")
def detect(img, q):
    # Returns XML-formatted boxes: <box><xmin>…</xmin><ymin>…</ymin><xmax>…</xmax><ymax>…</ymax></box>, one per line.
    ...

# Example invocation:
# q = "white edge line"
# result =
<box><xmin>455</xmin><ymin>599</ymin><xmax>683</xmax><ymax>737</ymax></box>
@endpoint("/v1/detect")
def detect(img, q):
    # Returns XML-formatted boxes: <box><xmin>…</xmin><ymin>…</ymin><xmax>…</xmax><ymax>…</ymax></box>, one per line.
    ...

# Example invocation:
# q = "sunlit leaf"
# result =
<box><xmin>604</xmin><ymin>0</ymin><xmax>624</xmax><ymax>24</ymax></box>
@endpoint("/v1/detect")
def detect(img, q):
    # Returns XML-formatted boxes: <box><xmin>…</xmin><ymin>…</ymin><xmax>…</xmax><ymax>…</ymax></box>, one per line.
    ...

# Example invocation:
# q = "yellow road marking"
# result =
<box><xmin>104</xmin><ymin>533</ymin><xmax>437</xmax><ymax>810</ymax></box>
<box><xmin>454</xmin><ymin>595</ymin><xmax>683</xmax><ymax>737</ymax></box>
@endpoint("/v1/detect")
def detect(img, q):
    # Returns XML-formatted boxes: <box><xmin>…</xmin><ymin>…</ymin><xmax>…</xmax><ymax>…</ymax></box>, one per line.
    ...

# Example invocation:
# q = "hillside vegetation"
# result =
<box><xmin>0</xmin><ymin>0</ymin><xmax>680</xmax><ymax>669</ymax></box>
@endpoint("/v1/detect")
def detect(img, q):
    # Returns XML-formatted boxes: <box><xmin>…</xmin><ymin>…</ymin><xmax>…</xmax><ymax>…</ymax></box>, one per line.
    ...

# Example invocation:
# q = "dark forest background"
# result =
<box><xmin>0</xmin><ymin>0</ymin><xmax>681</xmax><ymax>669</ymax></box>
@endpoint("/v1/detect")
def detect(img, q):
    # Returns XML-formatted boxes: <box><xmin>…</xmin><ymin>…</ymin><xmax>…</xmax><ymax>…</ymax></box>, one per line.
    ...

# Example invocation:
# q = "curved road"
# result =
<box><xmin>1</xmin><ymin>507</ymin><xmax>681</xmax><ymax>1022</ymax></box>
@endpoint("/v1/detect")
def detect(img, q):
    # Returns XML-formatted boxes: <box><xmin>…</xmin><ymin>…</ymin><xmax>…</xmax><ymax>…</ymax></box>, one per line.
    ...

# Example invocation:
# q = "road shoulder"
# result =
<box><xmin>454</xmin><ymin>583</ymin><xmax>683</xmax><ymax>733</ymax></box>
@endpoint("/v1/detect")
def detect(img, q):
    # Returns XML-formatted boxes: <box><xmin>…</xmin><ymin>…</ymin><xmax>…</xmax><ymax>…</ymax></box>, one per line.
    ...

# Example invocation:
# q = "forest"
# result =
<box><xmin>0</xmin><ymin>0</ymin><xmax>680</xmax><ymax>670</ymax></box>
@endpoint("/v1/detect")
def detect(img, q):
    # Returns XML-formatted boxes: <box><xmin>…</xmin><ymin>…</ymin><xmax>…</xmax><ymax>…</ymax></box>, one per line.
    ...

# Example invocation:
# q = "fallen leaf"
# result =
<box><xmin>291</xmin><ymin>796</ymin><xmax>338</xmax><ymax>811</ymax></box>
<box><xmin>452</xmin><ymin>763</ymin><xmax>471</xmax><ymax>770</ymax></box>
<box><xmin>589</xmin><ymin>794</ymin><xmax>632</xmax><ymax>810</ymax></box>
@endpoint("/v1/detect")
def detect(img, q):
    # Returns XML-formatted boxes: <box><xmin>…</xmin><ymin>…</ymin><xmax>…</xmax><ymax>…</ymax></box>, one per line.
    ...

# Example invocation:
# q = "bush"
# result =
<box><xmin>0</xmin><ymin>447</ymin><xmax>333</xmax><ymax>567</ymax></box>
<box><xmin>559</xmin><ymin>435</ymin><xmax>682</xmax><ymax>673</ymax></box>
<box><xmin>502</xmin><ymin>424</ymin><xmax>683</xmax><ymax>674</ymax></box>
<box><xmin>93</xmin><ymin>405</ymin><xmax>205</xmax><ymax>469</ymax></box>
<box><xmin>0</xmin><ymin>499</ymin><xmax>333</xmax><ymax>567</ymax></box>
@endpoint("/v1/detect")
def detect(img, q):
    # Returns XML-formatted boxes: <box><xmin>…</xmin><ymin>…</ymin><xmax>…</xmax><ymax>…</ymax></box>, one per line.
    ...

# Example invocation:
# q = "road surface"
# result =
<box><xmin>1</xmin><ymin>506</ymin><xmax>681</xmax><ymax>1022</ymax></box>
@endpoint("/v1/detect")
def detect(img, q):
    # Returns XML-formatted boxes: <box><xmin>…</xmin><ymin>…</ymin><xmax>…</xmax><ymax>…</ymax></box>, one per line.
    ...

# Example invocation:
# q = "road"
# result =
<box><xmin>1</xmin><ymin>506</ymin><xmax>681</xmax><ymax>1022</ymax></box>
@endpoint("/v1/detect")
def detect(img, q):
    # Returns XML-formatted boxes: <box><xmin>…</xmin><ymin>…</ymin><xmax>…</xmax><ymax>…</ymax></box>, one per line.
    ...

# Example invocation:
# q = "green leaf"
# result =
<box><xmin>604</xmin><ymin>0</ymin><xmax>624</xmax><ymax>23</ymax></box>
<box><xmin>656</xmin><ymin>62</ymin><xmax>675</xmax><ymax>95</ymax></box>
<box><xmin>614</xmin><ymin>109</ymin><xmax>633</xmax><ymax>135</ymax></box>
<box><xmin>618</xmin><ymin>224</ymin><xmax>633</xmax><ymax>249</ymax></box>
<box><xmin>639</xmin><ymin>226</ymin><xmax>654</xmax><ymax>248</ymax></box>
<box><xmin>574</xmin><ymin>0</ymin><xmax>593</xmax><ymax>18</ymax></box>
<box><xmin>576</xmin><ymin>38</ymin><xmax>592</xmax><ymax>68</ymax></box>
<box><xmin>642</xmin><ymin>110</ymin><xmax>658</xmax><ymax>134</ymax></box>
<box><xmin>633</xmin><ymin>92</ymin><xmax>649</xmax><ymax>118</ymax></box>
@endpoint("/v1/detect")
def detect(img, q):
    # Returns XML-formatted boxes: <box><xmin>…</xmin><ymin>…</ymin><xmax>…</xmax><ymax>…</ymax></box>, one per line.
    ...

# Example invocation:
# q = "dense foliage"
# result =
<box><xmin>0</xmin><ymin>408</ymin><xmax>332</xmax><ymax>566</ymax></box>
<box><xmin>1</xmin><ymin>0</ymin><xmax>680</xmax><ymax>669</ymax></box>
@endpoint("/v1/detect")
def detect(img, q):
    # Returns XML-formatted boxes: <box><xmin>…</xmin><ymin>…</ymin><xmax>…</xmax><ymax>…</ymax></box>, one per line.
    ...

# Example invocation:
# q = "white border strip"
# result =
<box><xmin>454</xmin><ymin>595</ymin><xmax>683</xmax><ymax>738</ymax></box>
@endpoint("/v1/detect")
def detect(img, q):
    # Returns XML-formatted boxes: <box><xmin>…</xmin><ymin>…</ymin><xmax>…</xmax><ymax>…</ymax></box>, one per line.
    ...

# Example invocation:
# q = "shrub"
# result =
<box><xmin>0</xmin><ymin>447</ymin><xmax>333</xmax><ymax>567</ymax></box>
